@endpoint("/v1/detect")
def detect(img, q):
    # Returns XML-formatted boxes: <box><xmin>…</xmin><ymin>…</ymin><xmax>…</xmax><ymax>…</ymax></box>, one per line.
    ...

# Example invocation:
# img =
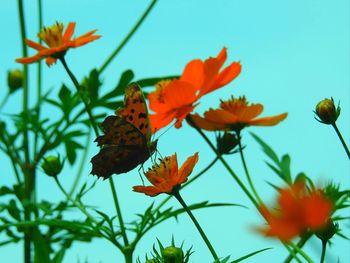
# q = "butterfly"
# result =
<box><xmin>90</xmin><ymin>83</ymin><xmax>158</xmax><ymax>179</ymax></box>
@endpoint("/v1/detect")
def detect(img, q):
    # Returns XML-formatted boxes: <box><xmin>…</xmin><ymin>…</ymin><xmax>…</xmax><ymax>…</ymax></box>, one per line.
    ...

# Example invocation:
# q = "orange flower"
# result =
<box><xmin>148</xmin><ymin>48</ymin><xmax>241</xmax><ymax>132</ymax></box>
<box><xmin>16</xmin><ymin>22</ymin><xmax>100</xmax><ymax>66</ymax></box>
<box><xmin>133</xmin><ymin>153</ymin><xmax>199</xmax><ymax>197</ymax></box>
<box><xmin>258</xmin><ymin>183</ymin><xmax>333</xmax><ymax>241</ymax></box>
<box><xmin>190</xmin><ymin>96</ymin><xmax>288</xmax><ymax>132</ymax></box>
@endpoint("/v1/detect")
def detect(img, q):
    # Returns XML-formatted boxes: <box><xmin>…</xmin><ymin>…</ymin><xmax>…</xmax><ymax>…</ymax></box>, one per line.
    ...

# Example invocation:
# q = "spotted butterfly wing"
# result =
<box><xmin>91</xmin><ymin>83</ymin><xmax>157</xmax><ymax>179</ymax></box>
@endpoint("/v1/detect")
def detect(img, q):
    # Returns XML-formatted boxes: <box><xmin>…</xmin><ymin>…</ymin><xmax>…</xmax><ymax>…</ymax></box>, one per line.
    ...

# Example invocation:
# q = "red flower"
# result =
<box><xmin>133</xmin><ymin>153</ymin><xmax>199</xmax><ymax>197</ymax></box>
<box><xmin>258</xmin><ymin>183</ymin><xmax>333</xmax><ymax>241</ymax></box>
<box><xmin>16</xmin><ymin>22</ymin><xmax>100</xmax><ymax>66</ymax></box>
<box><xmin>190</xmin><ymin>96</ymin><xmax>288</xmax><ymax>132</ymax></box>
<box><xmin>148</xmin><ymin>48</ymin><xmax>241</xmax><ymax>132</ymax></box>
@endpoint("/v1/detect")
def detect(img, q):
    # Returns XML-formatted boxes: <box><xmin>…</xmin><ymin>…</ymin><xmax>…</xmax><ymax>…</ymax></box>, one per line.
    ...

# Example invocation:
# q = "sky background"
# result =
<box><xmin>1</xmin><ymin>0</ymin><xmax>349</xmax><ymax>262</ymax></box>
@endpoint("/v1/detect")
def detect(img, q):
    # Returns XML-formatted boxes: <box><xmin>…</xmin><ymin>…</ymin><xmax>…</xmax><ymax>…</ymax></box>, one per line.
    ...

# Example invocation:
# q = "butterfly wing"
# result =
<box><xmin>115</xmin><ymin>83</ymin><xmax>152</xmax><ymax>140</ymax></box>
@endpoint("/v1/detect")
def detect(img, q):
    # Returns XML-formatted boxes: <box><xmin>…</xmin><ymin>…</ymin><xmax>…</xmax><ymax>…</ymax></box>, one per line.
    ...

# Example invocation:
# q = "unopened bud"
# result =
<box><xmin>41</xmin><ymin>155</ymin><xmax>64</xmax><ymax>177</ymax></box>
<box><xmin>315</xmin><ymin>98</ymin><xmax>340</xmax><ymax>125</ymax></box>
<box><xmin>316</xmin><ymin>219</ymin><xmax>338</xmax><ymax>243</ymax></box>
<box><xmin>162</xmin><ymin>246</ymin><xmax>184</xmax><ymax>263</ymax></box>
<box><xmin>217</xmin><ymin>132</ymin><xmax>239</xmax><ymax>155</ymax></box>
<box><xmin>7</xmin><ymin>69</ymin><xmax>23</xmax><ymax>93</ymax></box>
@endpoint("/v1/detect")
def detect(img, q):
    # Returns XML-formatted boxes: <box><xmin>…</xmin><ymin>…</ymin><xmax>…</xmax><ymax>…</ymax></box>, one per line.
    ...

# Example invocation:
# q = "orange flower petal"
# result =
<box><xmin>45</xmin><ymin>57</ymin><xmax>57</xmax><ymax>66</ymax></box>
<box><xmin>163</xmin><ymin>80</ymin><xmax>197</xmax><ymax>108</ymax></box>
<box><xmin>233</xmin><ymin>104</ymin><xmax>263</xmax><ymax>121</ymax></box>
<box><xmin>249</xmin><ymin>113</ymin><xmax>288</xmax><ymax>126</ymax></box>
<box><xmin>150</xmin><ymin>111</ymin><xmax>176</xmax><ymax>133</ymax></box>
<box><xmin>204</xmin><ymin>108</ymin><xmax>238</xmax><ymax>124</ymax></box>
<box><xmin>190</xmin><ymin>113</ymin><xmax>228</xmax><ymax>131</ymax></box>
<box><xmin>25</xmin><ymin>39</ymin><xmax>46</xmax><ymax>51</ymax></box>
<box><xmin>180</xmin><ymin>59</ymin><xmax>205</xmax><ymax>90</ymax></box>
<box><xmin>62</xmin><ymin>22</ymin><xmax>76</xmax><ymax>42</ymax></box>
<box><xmin>133</xmin><ymin>185</ymin><xmax>162</xmax><ymax>197</ymax></box>
<box><xmin>16</xmin><ymin>54</ymin><xmax>43</xmax><ymax>64</ymax></box>
<box><xmin>177</xmin><ymin>152</ymin><xmax>199</xmax><ymax>183</ymax></box>
<box><xmin>215</xmin><ymin>47</ymin><xmax>228</xmax><ymax>68</ymax></box>
<box><xmin>302</xmin><ymin>192</ymin><xmax>332</xmax><ymax>229</ymax></box>
<box><xmin>71</xmin><ymin>34</ymin><xmax>101</xmax><ymax>47</ymax></box>
<box><xmin>210</xmin><ymin>62</ymin><xmax>241</xmax><ymax>92</ymax></box>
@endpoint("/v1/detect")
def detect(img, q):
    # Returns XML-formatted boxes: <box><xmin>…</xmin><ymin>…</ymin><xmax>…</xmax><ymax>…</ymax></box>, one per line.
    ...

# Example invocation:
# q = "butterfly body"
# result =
<box><xmin>91</xmin><ymin>83</ymin><xmax>157</xmax><ymax>179</ymax></box>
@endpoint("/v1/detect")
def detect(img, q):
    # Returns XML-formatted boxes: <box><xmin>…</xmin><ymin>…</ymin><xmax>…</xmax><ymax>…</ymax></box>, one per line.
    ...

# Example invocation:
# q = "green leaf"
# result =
<box><xmin>33</xmin><ymin>229</ymin><xmax>51</xmax><ymax>263</ymax></box>
<box><xmin>7</xmin><ymin>200</ymin><xmax>21</xmax><ymax>221</ymax></box>
<box><xmin>231</xmin><ymin>247</ymin><xmax>272</xmax><ymax>263</ymax></box>
<box><xmin>250</xmin><ymin>133</ymin><xmax>279</xmax><ymax>165</ymax></box>
<box><xmin>135</xmin><ymin>75</ymin><xmax>180</xmax><ymax>88</ymax></box>
<box><xmin>0</xmin><ymin>186</ymin><xmax>13</xmax><ymax>196</ymax></box>
<box><xmin>64</xmin><ymin>139</ymin><xmax>83</xmax><ymax>164</ymax></box>
<box><xmin>52</xmin><ymin>248</ymin><xmax>66</xmax><ymax>263</ymax></box>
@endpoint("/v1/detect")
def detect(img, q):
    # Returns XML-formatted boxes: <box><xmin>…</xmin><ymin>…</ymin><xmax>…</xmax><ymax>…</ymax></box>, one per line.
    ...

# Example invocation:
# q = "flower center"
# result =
<box><xmin>154</xmin><ymin>79</ymin><xmax>172</xmax><ymax>103</ymax></box>
<box><xmin>220</xmin><ymin>96</ymin><xmax>248</xmax><ymax>111</ymax></box>
<box><xmin>38</xmin><ymin>22</ymin><xmax>64</xmax><ymax>47</ymax></box>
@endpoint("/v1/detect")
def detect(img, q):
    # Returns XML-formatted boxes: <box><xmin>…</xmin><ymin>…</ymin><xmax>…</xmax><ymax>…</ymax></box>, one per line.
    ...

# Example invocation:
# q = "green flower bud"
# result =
<box><xmin>162</xmin><ymin>246</ymin><xmax>184</xmax><ymax>263</ymax></box>
<box><xmin>41</xmin><ymin>155</ymin><xmax>64</xmax><ymax>177</ymax></box>
<box><xmin>7</xmin><ymin>69</ymin><xmax>23</xmax><ymax>93</ymax></box>
<box><xmin>315</xmin><ymin>98</ymin><xmax>340</xmax><ymax>125</ymax></box>
<box><xmin>216</xmin><ymin>132</ymin><xmax>239</xmax><ymax>155</ymax></box>
<box><xmin>316</xmin><ymin>219</ymin><xmax>338</xmax><ymax>243</ymax></box>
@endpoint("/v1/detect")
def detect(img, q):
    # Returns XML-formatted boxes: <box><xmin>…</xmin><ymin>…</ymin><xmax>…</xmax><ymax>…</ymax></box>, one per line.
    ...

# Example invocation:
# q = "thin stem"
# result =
<box><xmin>288</xmin><ymin>242</ymin><xmax>315</xmax><ymax>263</ymax></box>
<box><xmin>237</xmin><ymin>133</ymin><xmax>263</xmax><ymax>205</ymax></box>
<box><xmin>320</xmin><ymin>240</ymin><xmax>327</xmax><ymax>263</ymax></box>
<box><xmin>283</xmin><ymin>234</ymin><xmax>311</xmax><ymax>263</ymax></box>
<box><xmin>187</xmin><ymin>117</ymin><xmax>258</xmax><ymax>209</ymax></box>
<box><xmin>17</xmin><ymin>1</ymin><xmax>31</xmax><ymax>262</ymax></box>
<box><xmin>60</xmin><ymin>57</ymin><xmax>129</xmax><ymax>250</ymax></box>
<box><xmin>98</xmin><ymin>0</ymin><xmax>158</xmax><ymax>74</ymax></box>
<box><xmin>68</xmin><ymin>128</ymin><xmax>91</xmax><ymax>196</ymax></box>
<box><xmin>59</xmin><ymin>57</ymin><xmax>99</xmax><ymax>136</ymax></box>
<box><xmin>109</xmin><ymin>178</ymin><xmax>129</xmax><ymax>246</ymax></box>
<box><xmin>174</xmin><ymin>191</ymin><xmax>219</xmax><ymax>260</ymax></box>
<box><xmin>0</xmin><ymin>93</ymin><xmax>10</xmax><ymax>111</ymax></box>
<box><xmin>332</xmin><ymin>123</ymin><xmax>350</xmax><ymax>159</ymax></box>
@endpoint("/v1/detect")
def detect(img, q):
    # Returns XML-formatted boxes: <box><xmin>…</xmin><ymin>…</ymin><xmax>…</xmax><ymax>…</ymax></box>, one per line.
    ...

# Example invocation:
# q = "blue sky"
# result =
<box><xmin>1</xmin><ymin>0</ymin><xmax>349</xmax><ymax>262</ymax></box>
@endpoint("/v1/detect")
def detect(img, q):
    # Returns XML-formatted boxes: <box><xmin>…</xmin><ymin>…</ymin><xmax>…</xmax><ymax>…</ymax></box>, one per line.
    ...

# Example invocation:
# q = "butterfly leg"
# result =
<box><xmin>137</xmin><ymin>165</ymin><xmax>145</xmax><ymax>185</ymax></box>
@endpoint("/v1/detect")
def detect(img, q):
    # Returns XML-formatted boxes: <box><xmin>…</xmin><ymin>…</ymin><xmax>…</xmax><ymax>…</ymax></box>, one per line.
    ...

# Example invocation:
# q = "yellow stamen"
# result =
<box><xmin>38</xmin><ymin>22</ymin><xmax>64</xmax><ymax>47</ymax></box>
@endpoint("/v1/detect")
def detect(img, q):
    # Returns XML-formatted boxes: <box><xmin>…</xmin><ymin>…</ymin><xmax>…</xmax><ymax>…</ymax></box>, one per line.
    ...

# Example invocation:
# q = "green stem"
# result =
<box><xmin>187</xmin><ymin>116</ymin><xmax>258</xmax><ymax>209</ymax></box>
<box><xmin>68</xmin><ymin>128</ymin><xmax>91</xmax><ymax>197</ymax></box>
<box><xmin>174</xmin><ymin>191</ymin><xmax>219</xmax><ymax>260</ymax></box>
<box><xmin>60</xmin><ymin>57</ymin><xmax>129</xmax><ymax>249</ymax></box>
<box><xmin>98</xmin><ymin>0</ymin><xmax>158</xmax><ymax>74</ymax></box>
<box><xmin>283</xmin><ymin>234</ymin><xmax>311</xmax><ymax>263</ymax></box>
<box><xmin>320</xmin><ymin>240</ymin><xmax>327</xmax><ymax>263</ymax></box>
<box><xmin>0</xmin><ymin>93</ymin><xmax>10</xmax><ymax>111</ymax></box>
<box><xmin>59</xmin><ymin>57</ymin><xmax>99</xmax><ymax>136</ymax></box>
<box><xmin>17</xmin><ymin>1</ymin><xmax>31</xmax><ymax>262</ymax></box>
<box><xmin>332</xmin><ymin>123</ymin><xmax>350</xmax><ymax>159</ymax></box>
<box><xmin>109</xmin><ymin>178</ymin><xmax>129</xmax><ymax>246</ymax></box>
<box><xmin>237</xmin><ymin>133</ymin><xmax>263</xmax><ymax>204</ymax></box>
<box><xmin>288</xmin><ymin>242</ymin><xmax>315</xmax><ymax>263</ymax></box>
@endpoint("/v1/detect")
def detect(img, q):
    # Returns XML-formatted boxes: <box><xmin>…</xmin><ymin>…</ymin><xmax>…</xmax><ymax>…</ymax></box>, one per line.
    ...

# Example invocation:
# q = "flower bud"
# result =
<box><xmin>216</xmin><ymin>132</ymin><xmax>239</xmax><ymax>155</ymax></box>
<box><xmin>7</xmin><ymin>69</ymin><xmax>23</xmax><ymax>93</ymax></box>
<box><xmin>41</xmin><ymin>155</ymin><xmax>64</xmax><ymax>177</ymax></box>
<box><xmin>315</xmin><ymin>98</ymin><xmax>340</xmax><ymax>125</ymax></box>
<box><xmin>316</xmin><ymin>219</ymin><xmax>338</xmax><ymax>243</ymax></box>
<box><xmin>162</xmin><ymin>246</ymin><xmax>184</xmax><ymax>263</ymax></box>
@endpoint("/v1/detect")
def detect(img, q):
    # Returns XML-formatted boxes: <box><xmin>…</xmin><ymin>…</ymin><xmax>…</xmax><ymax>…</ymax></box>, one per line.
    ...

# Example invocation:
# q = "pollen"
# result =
<box><xmin>154</xmin><ymin>79</ymin><xmax>172</xmax><ymax>103</ymax></box>
<box><xmin>38</xmin><ymin>22</ymin><xmax>64</xmax><ymax>47</ymax></box>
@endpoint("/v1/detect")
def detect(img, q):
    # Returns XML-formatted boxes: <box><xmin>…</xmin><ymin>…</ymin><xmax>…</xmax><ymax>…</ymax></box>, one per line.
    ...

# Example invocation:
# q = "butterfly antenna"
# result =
<box><xmin>154</xmin><ymin>121</ymin><xmax>176</xmax><ymax>141</ymax></box>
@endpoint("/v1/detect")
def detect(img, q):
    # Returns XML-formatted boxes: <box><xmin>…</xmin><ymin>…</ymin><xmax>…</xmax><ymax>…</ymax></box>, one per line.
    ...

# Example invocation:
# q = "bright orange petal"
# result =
<box><xmin>302</xmin><ymin>192</ymin><xmax>332</xmax><ymax>229</ymax></box>
<box><xmin>163</xmin><ymin>80</ymin><xmax>197</xmax><ymax>108</ymax></box>
<box><xmin>16</xmin><ymin>54</ymin><xmax>43</xmax><ymax>64</ymax></box>
<box><xmin>173</xmin><ymin>104</ymin><xmax>198</xmax><ymax>129</ymax></box>
<box><xmin>45</xmin><ymin>57</ymin><xmax>57</xmax><ymax>66</ymax></box>
<box><xmin>25</xmin><ymin>39</ymin><xmax>46</xmax><ymax>51</ymax></box>
<box><xmin>189</xmin><ymin>113</ymin><xmax>228</xmax><ymax>131</ymax></box>
<box><xmin>236</xmin><ymin>104</ymin><xmax>263</xmax><ymax>122</ymax></box>
<box><xmin>70</xmin><ymin>34</ymin><xmax>101</xmax><ymax>47</ymax></box>
<box><xmin>150</xmin><ymin>111</ymin><xmax>176</xmax><ymax>133</ymax></box>
<box><xmin>133</xmin><ymin>185</ymin><xmax>162</xmax><ymax>197</ymax></box>
<box><xmin>210</xmin><ymin>62</ymin><xmax>241</xmax><ymax>92</ymax></box>
<box><xmin>204</xmin><ymin>108</ymin><xmax>238</xmax><ymax>124</ymax></box>
<box><xmin>177</xmin><ymin>153</ymin><xmax>199</xmax><ymax>183</ymax></box>
<box><xmin>180</xmin><ymin>59</ymin><xmax>205</xmax><ymax>90</ymax></box>
<box><xmin>249</xmin><ymin>113</ymin><xmax>288</xmax><ymax>126</ymax></box>
<box><xmin>215</xmin><ymin>47</ymin><xmax>227</xmax><ymax>68</ymax></box>
<box><xmin>62</xmin><ymin>22</ymin><xmax>76</xmax><ymax>42</ymax></box>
